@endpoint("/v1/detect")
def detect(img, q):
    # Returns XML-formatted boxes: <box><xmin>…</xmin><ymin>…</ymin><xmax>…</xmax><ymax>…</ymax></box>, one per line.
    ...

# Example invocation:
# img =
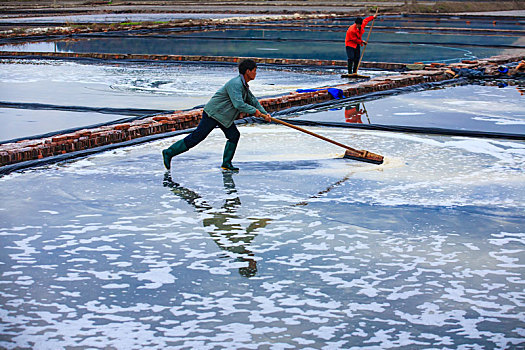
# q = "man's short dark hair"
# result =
<box><xmin>239</xmin><ymin>59</ymin><xmax>257</xmax><ymax>74</ymax></box>
<box><xmin>355</xmin><ymin>17</ymin><xmax>363</xmax><ymax>24</ymax></box>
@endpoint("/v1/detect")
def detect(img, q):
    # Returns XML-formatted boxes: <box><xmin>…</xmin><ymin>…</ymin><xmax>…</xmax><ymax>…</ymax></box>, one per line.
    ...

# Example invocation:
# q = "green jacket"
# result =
<box><xmin>204</xmin><ymin>75</ymin><xmax>268</xmax><ymax>128</ymax></box>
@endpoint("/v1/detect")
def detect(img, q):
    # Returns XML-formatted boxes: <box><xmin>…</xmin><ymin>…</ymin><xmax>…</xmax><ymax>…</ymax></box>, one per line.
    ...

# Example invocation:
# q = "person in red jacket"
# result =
<box><xmin>345</xmin><ymin>15</ymin><xmax>376</xmax><ymax>74</ymax></box>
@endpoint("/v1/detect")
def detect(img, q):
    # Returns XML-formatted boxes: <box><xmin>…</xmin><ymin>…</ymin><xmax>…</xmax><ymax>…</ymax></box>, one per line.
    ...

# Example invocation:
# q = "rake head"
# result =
<box><xmin>343</xmin><ymin>149</ymin><xmax>384</xmax><ymax>165</ymax></box>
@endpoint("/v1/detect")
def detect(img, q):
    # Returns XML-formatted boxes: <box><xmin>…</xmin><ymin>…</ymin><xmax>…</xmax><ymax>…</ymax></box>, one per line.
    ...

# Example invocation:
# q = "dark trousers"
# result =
<box><xmin>346</xmin><ymin>46</ymin><xmax>361</xmax><ymax>73</ymax></box>
<box><xmin>183</xmin><ymin>111</ymin><xmax>240</xmax><ymax>149</ymax></box>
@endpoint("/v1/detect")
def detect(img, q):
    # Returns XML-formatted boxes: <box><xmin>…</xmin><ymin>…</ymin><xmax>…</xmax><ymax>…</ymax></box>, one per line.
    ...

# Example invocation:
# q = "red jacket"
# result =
<box><xmin>345</xmin><ymin>106</ymin><xmax>364</xmax><ymax>124</ymax></box>
<box><xmin>345</xmin><ymin>16</ymin><xmax>375</xmax><ymax>48</ymax></box>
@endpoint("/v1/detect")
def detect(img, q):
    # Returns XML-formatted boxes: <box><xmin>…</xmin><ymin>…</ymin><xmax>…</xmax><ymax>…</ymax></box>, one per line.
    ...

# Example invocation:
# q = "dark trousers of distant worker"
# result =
<box><xmin>184</xmin><ymin>111</ymin><xmax>240</xmax><ymax>149</ymax></box>
<box><xmin>346</xmin><ymin>46</ymin><xmax>361</xmax><ymax>74</ymax></box>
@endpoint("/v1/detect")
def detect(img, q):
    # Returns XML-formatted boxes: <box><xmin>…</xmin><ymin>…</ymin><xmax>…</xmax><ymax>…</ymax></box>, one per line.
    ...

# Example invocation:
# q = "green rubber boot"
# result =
<box><xmin>162</xmin><ymin>139</ymin><xmax>188</xmax><ymax>170</ymax></box>
<box><xmin>221</xmin><ymin>140</ymin><xmax>239</xmax><ymax>172</ymax></box>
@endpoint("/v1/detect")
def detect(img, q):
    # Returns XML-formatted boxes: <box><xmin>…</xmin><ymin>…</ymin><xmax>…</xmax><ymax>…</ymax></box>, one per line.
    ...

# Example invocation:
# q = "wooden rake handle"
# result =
<box><xmin>269</xmin><ymin>116</ymin><xmax>364</xmax><ymax>155</ymax></box>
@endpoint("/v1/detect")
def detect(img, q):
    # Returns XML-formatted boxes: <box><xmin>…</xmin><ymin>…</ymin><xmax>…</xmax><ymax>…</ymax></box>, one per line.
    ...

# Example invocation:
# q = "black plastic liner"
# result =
<box><xmin>278</xmin><ymin>119</ymin><xmax>525</xmax><ymax>141</ymax></box>
<box><xmin>0</xmin><ymin>101</ymin><xmax>171</xmax><ymax>116</ymax></box>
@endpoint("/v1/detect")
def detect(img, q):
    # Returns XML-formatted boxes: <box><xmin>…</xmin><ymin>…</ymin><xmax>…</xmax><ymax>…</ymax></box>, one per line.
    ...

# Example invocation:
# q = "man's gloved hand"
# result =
<box><xmin>255</xmin><ymin>109</ymin><xmax>272</xmax><ymax>122</ymax></box>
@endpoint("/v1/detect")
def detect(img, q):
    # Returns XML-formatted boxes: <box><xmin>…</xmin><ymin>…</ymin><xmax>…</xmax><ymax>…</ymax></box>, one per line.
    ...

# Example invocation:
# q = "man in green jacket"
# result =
<box><xmin>162</xmin><ymin>59</ymin><xmax>271</xmax><ymax>172</ymax></box>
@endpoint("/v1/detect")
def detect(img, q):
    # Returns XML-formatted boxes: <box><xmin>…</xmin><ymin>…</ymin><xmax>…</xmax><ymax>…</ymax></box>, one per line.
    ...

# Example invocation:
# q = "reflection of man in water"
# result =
<box><xmin>345</xmin><ymin>103</ymin><xmax>365</xmax><ymax>124</ymax></box>
<box><xmin>163</xmin><ymin>173</ymin><xmax>270</xmax><ymax>277</ymax></box>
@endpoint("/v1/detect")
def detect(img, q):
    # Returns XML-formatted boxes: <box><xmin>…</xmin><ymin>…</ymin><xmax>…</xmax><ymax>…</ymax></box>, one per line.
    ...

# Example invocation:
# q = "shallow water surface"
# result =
<box><xmin>3</xmin><ymin>36</ymin><xmax>518</xmax><ymax>63</ymax></box>
<box><xmin>0</xmin><ymin>59</ymin><xmax>345</xmax><ymax>141</ymax></box>
<box><xmin>0</xmin><ymin>125</ymin><xmax>524</xmax><ymax>349</ymax></box>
